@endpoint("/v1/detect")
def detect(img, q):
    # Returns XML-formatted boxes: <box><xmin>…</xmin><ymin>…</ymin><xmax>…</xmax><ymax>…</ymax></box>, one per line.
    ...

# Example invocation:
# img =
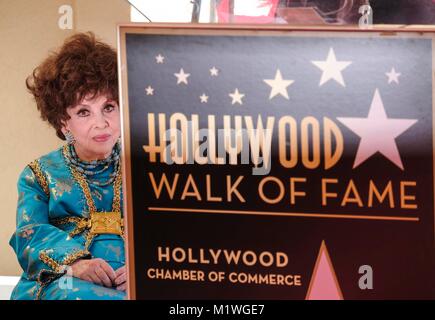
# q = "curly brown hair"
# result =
<box><xmin>26</xmin><ymin>32</ymin><xmax>118</xmax><ymax>140</ymax></box>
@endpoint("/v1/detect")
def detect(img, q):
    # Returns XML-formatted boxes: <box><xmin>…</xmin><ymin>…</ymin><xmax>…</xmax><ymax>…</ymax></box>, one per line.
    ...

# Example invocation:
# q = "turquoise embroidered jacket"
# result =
<box><xmin>9</xmin><ymin>145</ymin><xmax>126</xmax><ymax>300</ymax></box>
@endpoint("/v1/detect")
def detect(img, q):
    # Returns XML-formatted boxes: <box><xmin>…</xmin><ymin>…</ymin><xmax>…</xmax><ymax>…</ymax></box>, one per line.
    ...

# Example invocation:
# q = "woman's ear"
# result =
<box><xmin>60</xmin><ymin>120</ymin><xmax>69</xmax><ymax>135</ymax></box>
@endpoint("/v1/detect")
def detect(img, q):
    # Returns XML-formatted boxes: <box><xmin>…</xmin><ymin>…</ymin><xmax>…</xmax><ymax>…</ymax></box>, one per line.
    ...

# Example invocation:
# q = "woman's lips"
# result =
<box><xmin>93</xmin><ymin>134</ymin><xmax>111</xmax><ymax>142</ymax></box>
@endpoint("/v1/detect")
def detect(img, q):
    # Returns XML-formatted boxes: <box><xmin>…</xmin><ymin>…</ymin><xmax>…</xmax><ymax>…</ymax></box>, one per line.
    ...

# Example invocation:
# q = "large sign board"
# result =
<box><xmin>119</xmin><ymin>24</ymin><xmax>435</xmax><ymax>299</ymax></box>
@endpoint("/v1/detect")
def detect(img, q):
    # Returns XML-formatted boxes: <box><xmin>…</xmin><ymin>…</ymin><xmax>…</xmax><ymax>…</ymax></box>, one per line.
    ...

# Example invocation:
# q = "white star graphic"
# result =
<box><xmin>229</xmin><ymin>88</ymin><xmax>245</xmax><ymax>105</ymax></box>
<box><xmin>337</xmin><ymin>89</ymin><xmax>417</xmax><ymax>170</ymax></box>
<box><xmin>210</xmin><ymin>67</ymin><xmax>219</xmax><ymax>76</ymax></box>
<box><xmin>263</xmin><ymin>69</ymin><xmax>295</xmax><ymax>100</ymax></box>
<box><xmin>311</xmin><ymin>48</ymin><xmax>352</xmax><ymax>87</ymax></box>
<box><xmin>145</xmin><ymin>86</ymin><xmax>154</xmax><ymax>96</ymax></box>
<box><xmin>174</xmin><ymin>68</ymin><xmax>190</xmax><ymax>85</ymax></box>
<box><xmin>155</xmin><ymin>54</ymin><xmax>165</xmax><ymax>64</ymax></box>
<box><xmin>386</xmin><ymin>67</ymin><xmax>401</xmax><ymax>84</ymax></box>
<box><xmin>199</xmin><ymin>93</ymin><xmax>209</xmax><ymax>103</ymax></box>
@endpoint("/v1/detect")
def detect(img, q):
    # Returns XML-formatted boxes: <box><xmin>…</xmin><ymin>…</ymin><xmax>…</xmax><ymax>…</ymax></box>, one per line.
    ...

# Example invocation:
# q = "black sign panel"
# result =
<box><xmin>119</xmin><ymin>25</ymin><xmax>435</xmax><ymax>299</ymax></box>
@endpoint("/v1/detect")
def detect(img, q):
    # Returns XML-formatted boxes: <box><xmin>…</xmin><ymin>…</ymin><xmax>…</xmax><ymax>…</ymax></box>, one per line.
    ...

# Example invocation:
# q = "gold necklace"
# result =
<box><xmin>62</xmin><ymin>145</ymin><xmax>124</xmax><ymax>248</ymax></box>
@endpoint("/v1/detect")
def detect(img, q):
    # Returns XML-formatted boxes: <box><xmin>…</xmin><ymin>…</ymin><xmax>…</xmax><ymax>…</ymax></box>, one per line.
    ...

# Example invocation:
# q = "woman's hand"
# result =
<box><xmin>114</xmin><ymin>266</ymin><xmax>127</xmax><ymax>291</ymax></box>
<box><xmin>69</xmin><ymin>258</ymin><xmax>116</xmax><ymax>288</ymax></box>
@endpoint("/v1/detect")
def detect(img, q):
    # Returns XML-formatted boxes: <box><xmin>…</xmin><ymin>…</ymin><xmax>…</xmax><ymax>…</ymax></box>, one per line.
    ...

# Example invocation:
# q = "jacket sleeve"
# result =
<box><xmin>9</xmin><ymin>163</ymin><xmax>91</xmax><ymax>285</ymax></box>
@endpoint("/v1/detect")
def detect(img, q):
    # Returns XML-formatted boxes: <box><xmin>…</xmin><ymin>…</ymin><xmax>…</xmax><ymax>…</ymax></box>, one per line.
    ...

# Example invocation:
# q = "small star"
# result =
<box><xmin>229</xmin><ymin>88</ymin><xmax>245</xmax><ymax>105</ymax></box>
<box><xmin>311</xmin><ymin>47</ymin><xmax>352</xmax><ymax>87</ymax></box>
<box><xmin>174</xmin><ymin>68</ymin><xmax>190</xmax><ymax>85</ymax></box>
<box><xmin>210</xmin><ymin>67</ymin><xmax>219</xmax><ymax>76</ymax></box>
<box><xmin>145</xmin><ymin>86</ymin><xmax>154</xmax><ymax>95</ymax></box>
<box><xmin>155</xmin><ymin>54</ymin><xmax>165</xmax><ymax>64</ymax></box>
<box><xmin>199</xmin><ymin>94</ymin><xmax>209</xmax><ymax>103</ymax></box>
<box><xmin>263</xmin><ymin>69</ymin><xmax>295</xmax><ymax>100</ymax></box>
<box><xmin>386</xmin><ymin>67</ymin><xmax>401</xmax><ymax>84</ymax></box>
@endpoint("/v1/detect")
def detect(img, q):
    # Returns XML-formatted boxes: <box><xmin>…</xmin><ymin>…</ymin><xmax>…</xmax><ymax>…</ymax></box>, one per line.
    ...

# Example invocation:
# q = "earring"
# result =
<box><xmin>64</xmin><ymin>130</ymin><xmax>75</xmax><ymax>145</ymax></box>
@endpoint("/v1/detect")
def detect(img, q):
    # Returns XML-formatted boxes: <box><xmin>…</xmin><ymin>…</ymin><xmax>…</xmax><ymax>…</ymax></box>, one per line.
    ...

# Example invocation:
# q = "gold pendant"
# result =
<box><xmin>90</xmin><ymin>211</ymin><xmax>123</xmax><ymax>235</ymax></box>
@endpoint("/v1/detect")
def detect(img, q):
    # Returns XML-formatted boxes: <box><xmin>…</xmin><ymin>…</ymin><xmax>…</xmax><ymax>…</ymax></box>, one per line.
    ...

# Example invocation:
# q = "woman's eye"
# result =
<box><xmin>104</xmin><ymin>104</ymin><xmax>115</xmax><ymax>112</ymax></box>
<box><xmin>77</xmin><ymin>109</ymin><xmax>90</xmax><ymax>117</ymax></box>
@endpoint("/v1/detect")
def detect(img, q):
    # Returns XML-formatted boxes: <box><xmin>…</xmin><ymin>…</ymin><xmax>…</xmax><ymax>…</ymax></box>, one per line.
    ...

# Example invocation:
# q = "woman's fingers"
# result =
<box><xmin>116</xmin><ymin>283</ymin><xmax>127</xmax><ymax>291</ymax></box>
<box><xmin>95</xmin><ymin>266</ymin><xmax>113</xmax><ymax>288</ymax></box>
<box><xmin>88</xmin><ymin>272</ymin><xmax>103</xmax><ymax>286</ymax></box>
<box><xmin>115</xmin><ymin>266</ymin><xmax>125</xmax><ymax>277</ymax></box>
<box><xmin>98</xmin><ymin>260</ymin><xmax>116</xmax><ymax>284</ymax></box>
<box><xmin>72</xmin><ymin>258</ymin><xmax>119</xmax><ymax>288</ymax></box>
<box><xmin>115</xmin><ymin>272</ymin><xmax>127</xmax><ymax>286</ymax></box>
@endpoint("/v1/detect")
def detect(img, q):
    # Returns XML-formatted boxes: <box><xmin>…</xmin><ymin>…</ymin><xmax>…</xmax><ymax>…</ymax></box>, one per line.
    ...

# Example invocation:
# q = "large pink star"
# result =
<box><xmin>337</xmin><ymin>89</ymin><xmax>417</xmax><ymax>170</ymax></box>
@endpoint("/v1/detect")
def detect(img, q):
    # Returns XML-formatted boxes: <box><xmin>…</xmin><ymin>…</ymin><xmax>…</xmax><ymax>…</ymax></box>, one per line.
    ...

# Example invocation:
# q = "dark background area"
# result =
<box><xmin>278</xmin><ymin>0</ymin><xmax>435</xmax><ymax>24</ymax></box>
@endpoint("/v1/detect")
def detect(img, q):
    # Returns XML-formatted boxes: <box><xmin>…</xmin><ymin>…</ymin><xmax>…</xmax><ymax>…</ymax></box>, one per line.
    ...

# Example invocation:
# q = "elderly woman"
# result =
<box><xmin>9</xmin><ymin>32</ymin><xmax>126</xmax><ymax>300</ymax></box>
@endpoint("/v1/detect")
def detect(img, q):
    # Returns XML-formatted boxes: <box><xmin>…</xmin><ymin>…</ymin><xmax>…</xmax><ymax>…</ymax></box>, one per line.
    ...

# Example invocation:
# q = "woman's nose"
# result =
<box><xmin>94</xmin><ymin>112</ymin><xmax>109</xmax><ymax>128</ymax></box>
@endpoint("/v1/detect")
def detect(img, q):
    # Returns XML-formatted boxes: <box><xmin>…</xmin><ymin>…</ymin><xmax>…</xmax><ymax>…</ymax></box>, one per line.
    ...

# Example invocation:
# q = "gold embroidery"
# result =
<box><xmin>39</xmin><ymin>251</ymin><xmax>61</xmax><ymax>273</ymax></box>
<box><xmin>52</xmin><ymin>216</ymin><xmax>85</xmax><ymax>226</ymax></box>
<box><xmin>52</xmin><ymin>216</ymin><xmax>90</xmax><ymax>237</ymax></box>
<box><xmin>35</xmin><ymin>239</ymin><xmax>90</xmax><ymax>299</ymax></box>
<box><xmin>62</xmin><ymin>249</ymin><xmax>91</xmax><ymax>266</ymax></box>
<box><xmin>112</xmin><ymin>168</ymin><xmax>122</xmax><ymax>213</ymax></box>
<box><xmin>28</xmin><ymin>160</ymin><xmax>49</xmax><ymax>196</ymax></box>
<box><xmin>36</xmin><ymin>248</ymin><xmax>91</xmax><ymax>299</ymax></box>
<box><xmin>84</xmin><ymin>229</ymin><xmax>95</xmax><ymax>250</ymax></box>
<box><xmin>62</xmin><ymin>145</ymin><xmax>124</xmax><ymax>248</ymax></box>
<box><xmin>28</xmin><ymin>147</ymin><xmax>124</xmax><ymax>299</ymax></box>
<box><xmin>39</xmin><ymin>249</ymin><xmax>91</xmax><ymax>273</ymax></box>
<box><xmin>53</xmin><ymin>213</ymin><xmax>124</xmax><ymax>238</ymax></box>
<box><xmin>64</xmin><ymin>152</ymin><xmax>97</xmax><ymax>213</ymax></box>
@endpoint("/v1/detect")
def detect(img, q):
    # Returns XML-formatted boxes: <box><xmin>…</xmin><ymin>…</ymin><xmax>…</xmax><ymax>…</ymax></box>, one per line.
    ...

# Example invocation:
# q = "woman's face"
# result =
<box><xmin>62</xmin><ymin>93</ymin><xmax>120</xmax><ymax>161</ymax></box>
